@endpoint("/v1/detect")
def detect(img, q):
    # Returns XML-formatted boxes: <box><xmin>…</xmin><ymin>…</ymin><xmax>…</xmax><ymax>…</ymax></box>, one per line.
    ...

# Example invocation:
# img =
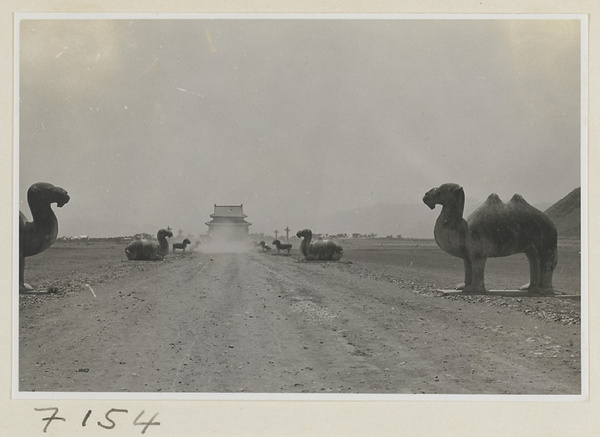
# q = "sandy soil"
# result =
<box><xmin>18</xmin><ymin>239</ymin><xmax>581</xmax><ymax>395</ymax></box>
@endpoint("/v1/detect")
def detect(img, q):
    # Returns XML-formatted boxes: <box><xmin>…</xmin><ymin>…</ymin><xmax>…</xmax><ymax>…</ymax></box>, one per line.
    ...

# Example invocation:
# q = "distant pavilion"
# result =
<box><xmin>205</xmin><ymin>204</ymin><xmax>251</xmax><ymax>240</ymax></box>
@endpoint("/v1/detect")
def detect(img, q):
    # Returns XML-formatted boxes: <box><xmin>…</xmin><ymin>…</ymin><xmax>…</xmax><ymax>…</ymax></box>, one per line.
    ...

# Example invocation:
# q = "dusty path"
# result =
<box><xmin>19</xmin><ymin>249</ymin><xmax>580</xmax><ymax>395</ymax></box>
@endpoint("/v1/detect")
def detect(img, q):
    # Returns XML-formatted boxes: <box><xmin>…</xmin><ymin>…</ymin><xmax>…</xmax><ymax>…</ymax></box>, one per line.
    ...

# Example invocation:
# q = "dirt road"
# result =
<box><xmin>19</xmin><ymin>247</ymin><xmax>581</xmax><ymax>395</ymax></box>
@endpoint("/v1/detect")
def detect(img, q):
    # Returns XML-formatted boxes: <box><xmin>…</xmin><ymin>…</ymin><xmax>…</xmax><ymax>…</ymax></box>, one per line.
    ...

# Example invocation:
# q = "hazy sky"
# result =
<box><xmin>18</xmin><ymin>16</ymin><xmax>582</xmax><ymax>237</ymax></box>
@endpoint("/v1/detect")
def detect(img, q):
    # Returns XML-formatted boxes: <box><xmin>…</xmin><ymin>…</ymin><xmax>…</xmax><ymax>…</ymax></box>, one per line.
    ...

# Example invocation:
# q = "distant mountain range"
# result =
<box><xmin>544</xmin><ymin>187</ymin><xmax>581</xmax><ymax>238</ymax></box>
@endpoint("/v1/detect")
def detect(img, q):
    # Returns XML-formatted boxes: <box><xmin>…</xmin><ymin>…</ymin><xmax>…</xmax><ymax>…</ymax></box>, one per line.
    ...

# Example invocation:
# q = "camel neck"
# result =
<box><xmin>29</xmin><ymin>202</ymin><xmax>58</xmax><ymax>233</ymax></box>
<box><xmin>23</xmin><ymin>201</ymin><xmax>59</xmax><ymax>256</ymax></box>
<box><xmin>300</xmin><ymin>235</ymin><xmax>311</xmax><ymax>256</ymax></box>
<box><xmin>439</xmin><ymin>200</ymin><xmax>464</xmax><ymax>226</ymax></box>
<box><xmin>432</xmin><ymin>204</ymin><xmax>466</xmax><ymax>259</ymax></box>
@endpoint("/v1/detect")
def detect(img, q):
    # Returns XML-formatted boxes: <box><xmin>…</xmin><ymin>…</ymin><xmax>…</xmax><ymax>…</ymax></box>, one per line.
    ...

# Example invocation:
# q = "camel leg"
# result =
<box><xmin>19</xmin><ymin>255</ymin><xmax>24</xmax><ymax>286</ymax></box>
<box><xmin>456</xmin><ymin>258</ymin><xmax>473</xmax><ymax>290</ymax></box>
<box><xmin>538</xmin><ymin>269</ymin><xmax>555</xmax><ymax>292</ymax></box>
<box><xmin>19</xmin><ymin>255</ymin><xmax>33</xmax><ymax>291</ymax></box>
<box><xmin>462</xmin><ymin>256</ymin><xmax>487</xmax><ymax>293</ymax></box>
<box><xmin>519</xmin><ymin>248</ymin><xmax>540</xmax><ymax>291</ymax></box>
<box><xmin>537</xmin><ymin>246</ymin><xmax>557</xmax><ymax>292</ymax></box>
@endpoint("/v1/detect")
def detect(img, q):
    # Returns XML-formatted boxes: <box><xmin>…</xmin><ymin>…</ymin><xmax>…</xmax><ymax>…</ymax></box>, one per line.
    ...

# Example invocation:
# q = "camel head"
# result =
<box><xmin>157</xmin><ymin>229</ymin><xmax>173</xmax><ymax>239</ymax></box>
<box><xmin>28</xmin><ymin>182</ymin><xmax>70</xmax><ymax>208</ymax></box>
<box><xmin>423</xmin><ymin>183</ymin><xmax>464</xmax><ymax>210</ymax></box>
<box><xmin>296</xmin><ymin>229</ymin><xmax>312</xmax><ymax>239</ymax></box>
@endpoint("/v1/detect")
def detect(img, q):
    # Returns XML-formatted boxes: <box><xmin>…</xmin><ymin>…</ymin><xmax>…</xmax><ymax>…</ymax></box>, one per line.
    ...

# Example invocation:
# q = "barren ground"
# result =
<box><xmin>18</xmin><ymin>239</ymin><xmax>581</xmax><ymax>395</ymax></box>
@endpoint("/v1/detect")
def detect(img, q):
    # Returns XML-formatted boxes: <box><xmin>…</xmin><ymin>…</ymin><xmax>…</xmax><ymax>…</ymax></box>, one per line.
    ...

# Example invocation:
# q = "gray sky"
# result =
<box><xmin>18</xmin><ymin>17</ymin><xmax>582</xmax><ymax>237</ymax></box>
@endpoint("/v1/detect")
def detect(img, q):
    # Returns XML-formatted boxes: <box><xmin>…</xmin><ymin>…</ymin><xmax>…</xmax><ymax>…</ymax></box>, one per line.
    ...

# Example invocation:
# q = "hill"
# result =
<box><xmin>544</xmin><ymin>187</ymin><xmax>581</xmax><ymax>239</ymax></box>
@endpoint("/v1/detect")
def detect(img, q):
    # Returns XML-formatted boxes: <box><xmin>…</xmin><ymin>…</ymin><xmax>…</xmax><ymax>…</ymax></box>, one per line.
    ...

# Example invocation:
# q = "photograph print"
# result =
<box><xmin>16</xmin><ymin>15</ymin><xmax>584</xmax><ymax>397</ymax></box>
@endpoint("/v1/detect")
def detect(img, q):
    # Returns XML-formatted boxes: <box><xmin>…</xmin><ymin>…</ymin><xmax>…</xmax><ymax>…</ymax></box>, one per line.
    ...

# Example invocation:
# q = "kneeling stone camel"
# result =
<box><xmin>423</xmin><ymin>183</ymin><xmax>557</xmax><ymax>294</ymax></box>
<box><xmin>296</xmin><ymin>229</ymin><xmax>343</xmax><ymax>261</ymax></box>
<box><xmin>125</xmin><ymin>229</ymin><xmax>173</xmax><ymax>261</ymax></box>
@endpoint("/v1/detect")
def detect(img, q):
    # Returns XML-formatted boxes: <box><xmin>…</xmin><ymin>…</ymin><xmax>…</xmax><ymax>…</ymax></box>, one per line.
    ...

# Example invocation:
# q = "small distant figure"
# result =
<box><xmin>259</xmin><ymin>241</ymin><xmax>271</xmax><ymax>252</ymax></box>
<box><xmin>19</xmin><ymin>182</ymin><xmax>70</xmax><ymax>292</ymax></box>
<box><xmin>172</xmin><ymin>238</ymin><xmax>192</xmax><ymax>253</ymax></box>
<box><xmin>272</xmin><ymin>239</ymin><xmax>292</xmax><ymax>255</ymax></box>
<box><xmin>296</xmin><ymin>229</ymin><xmax>343</xmax><ymax>261</ymax></box>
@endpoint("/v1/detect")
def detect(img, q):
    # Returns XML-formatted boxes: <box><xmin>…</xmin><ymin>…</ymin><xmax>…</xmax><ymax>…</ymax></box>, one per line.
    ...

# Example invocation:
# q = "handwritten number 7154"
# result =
<box><xmin>35</xmin><ymin>407</ymin><xmax>160</xmax><ymax>434</ymax></box>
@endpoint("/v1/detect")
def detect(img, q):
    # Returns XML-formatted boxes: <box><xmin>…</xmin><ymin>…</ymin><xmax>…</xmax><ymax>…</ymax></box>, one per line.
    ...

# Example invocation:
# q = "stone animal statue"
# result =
<box><xmin>259</xmin><ymin>241</ymin><xmax>271</xmax><ymax>252</ymax></box>
<box><xmin>296</xmin><ymin>229</ymin><xmax>343</xmax><ymax>261</ymax></box>
<box><xmin>423</xmin><ymin>183</ymin><xmax>557</xmax><ymax>294</ymax></box>
<box><xmin>19</xmin><ymin>182</ymin><xmax>70</xmax><ymax>292</ymax></box>
<box><xmin>272</xmin><ymin>239</ymin><xmax>292</xmax><ymax>255</ymax></box>
<box><xmin>125</xmin><ymin>228</ymin><xmax>173</xmax><ymax>261</ymax></box>
<box><xmin>172</xmin><ymin>238</ymin><xmax>192</xmax><ymax>253</ymax></box>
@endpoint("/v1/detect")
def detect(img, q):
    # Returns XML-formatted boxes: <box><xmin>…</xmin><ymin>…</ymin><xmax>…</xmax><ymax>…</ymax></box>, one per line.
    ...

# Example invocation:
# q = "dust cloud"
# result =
<box><xmin>199</xmin><ymin>240</ymin><xmax>253</xmax><ymax>254</ymax></box>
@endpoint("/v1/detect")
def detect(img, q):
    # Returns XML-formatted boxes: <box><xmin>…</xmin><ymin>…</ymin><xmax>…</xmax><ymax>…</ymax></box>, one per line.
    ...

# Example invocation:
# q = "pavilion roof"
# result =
<box><xmin>210</xmin><ymin>204</ymin><xmax>247</xmax><ymax>218</ymax></box>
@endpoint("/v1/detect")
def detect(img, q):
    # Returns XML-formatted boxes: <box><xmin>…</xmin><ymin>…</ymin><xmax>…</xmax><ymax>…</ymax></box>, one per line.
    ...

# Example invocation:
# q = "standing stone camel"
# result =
<box><xmin>19</xmin><ymin>182</ymin><xmax>70</xmax><ymax>292</ymax></box>
<box><xmin>125</xmin><ymin>229</ymin><xmax>173</xmax><ymax>261</ymax></box>
<box><xmin>423</xmin><ymin>183</ymin><xmax>557</xmax><ymax>294</ymax></box>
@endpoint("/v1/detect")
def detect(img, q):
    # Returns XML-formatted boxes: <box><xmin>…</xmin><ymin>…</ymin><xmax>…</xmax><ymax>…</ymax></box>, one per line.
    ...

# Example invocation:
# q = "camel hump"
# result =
<box><xmin>484</xmin><ymin>193</ymin><xmax>503</xmax><ymax>205</ymax></box>
<box><xmin>509</xmin><ymin>193</ymin><xmax>530</xmax><ymax>205</ymax></box>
